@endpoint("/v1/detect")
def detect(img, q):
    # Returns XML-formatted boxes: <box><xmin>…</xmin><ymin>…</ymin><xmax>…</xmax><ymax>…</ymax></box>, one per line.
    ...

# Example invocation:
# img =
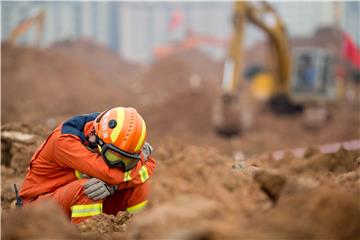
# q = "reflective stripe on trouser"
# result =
<box><xmin>126</xmin><ymin>200</ymin><xmax>148</xmax><ymax>213</ymax></box>
<box><xmin>35</xmin><ymin>179</ymin><xmax>103</xmax><ymax>224</ymax></box>
<box><xmin>35</xmin><ymin>179</ymin><xmax>150</xmax><ymax>224</ymax></box>
<box><xmin>71</xmin><ymin>203</ymin><xmax>103</xmax><ymax>218</ymax></box>
<box><xmin>102</xmin><ymin>180</ymin><xmax>150</xmax><ymax>215</ymax></box>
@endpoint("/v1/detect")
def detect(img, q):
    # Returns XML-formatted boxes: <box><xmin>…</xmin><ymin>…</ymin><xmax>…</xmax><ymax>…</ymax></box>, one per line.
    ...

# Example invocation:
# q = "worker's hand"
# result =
<box><xmin>83</xmin><ymin>178</ymin><xmax>117</xmax><ymax>201</ymax></box>
<box><xmin>142</xmin><ymin>142</ymin><xmax>153</xmax><ymax>160</ymax></box>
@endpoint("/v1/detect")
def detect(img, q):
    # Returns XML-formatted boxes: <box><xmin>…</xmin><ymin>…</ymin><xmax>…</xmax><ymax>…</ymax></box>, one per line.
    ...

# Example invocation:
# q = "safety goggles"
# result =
<box><xmin>96</xmin><ymin>137</ymin><xmax>140</xmax><ymax>171</ymax></box>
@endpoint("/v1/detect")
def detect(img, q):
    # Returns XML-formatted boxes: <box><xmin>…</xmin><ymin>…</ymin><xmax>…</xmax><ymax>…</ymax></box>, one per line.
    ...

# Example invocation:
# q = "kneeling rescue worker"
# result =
<box><xmin>18</xmin><ymin>107</ymin><xmax>156</xmax><ymax>223</ymax></box>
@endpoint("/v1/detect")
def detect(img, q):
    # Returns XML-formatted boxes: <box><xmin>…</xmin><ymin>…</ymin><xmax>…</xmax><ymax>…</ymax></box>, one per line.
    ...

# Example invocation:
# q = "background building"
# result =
<box><xmin>1</xmin><ymin>1</ymin><xmax>359</xmax><ymax>63</ymax></box>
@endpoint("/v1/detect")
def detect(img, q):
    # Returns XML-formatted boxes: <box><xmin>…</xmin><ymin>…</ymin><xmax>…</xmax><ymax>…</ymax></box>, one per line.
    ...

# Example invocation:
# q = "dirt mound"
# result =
<box><xmin>2</xmin><ymin>200</ymin><xmax>81</xmax><ymax>239</ymax></box>
<box><xmin>78</xmin><ymin>212</ymin><xmax>132</xmax><ymax>234</ymax></box>
<box><xmin>249</xmin><ymin>147</ymin><xmax>360</xmax><ymax>199</ymax></box>
<box><xmin>50</xmin><ymin>39</ymin><xmax>142</xmax><ymax>85</ymax></box>
<box><xmin>144</xmin><ymin>49</ymin><xmax>221</xmax><ymax>86</ymax></box>
<box><xmin>1</xmin><ymin>42</ymin><xmax>141</xmax><ymax>125</ymax></box>
<box><xmin>290</xmin><ymin>147</ymin><xmax>358</xmax><ymax>174</ymax></box>
<box><xmin>225</xmin><ymin>101</ymin><xmax>360</xmax><ymax>156</ymax></box>
<box><xmin>248</xmin><ymin>147</ymin><xmax>359</xmax><ymax>174</ymax></box>
<box><xmin>1</xmin><ymin>40</ymin><xmax>359</xmax><ymax>238</ymax></box>
<box><xmin>150</xmin><ymin>139</ymin><xmax>267</xmax><ymax>212</ymax></box>
<box><xmin>125</xmin><ymin>143</ymin><xmax>360</xmax><ymax>239</ymax></box>
<box><xmin>120</xmin><ymin>140</ymin><xmax>266</xmax><ymax>239</ymax></box>
<box><xmin>141</xmin><ymin>49</ymin><xmax>222</xmax><ymax>108</ymax></box>
<box><xmin>1</xmin><ymin>123</ymin><xmax>49</xmax><ymax>209</ymax></box>
<box><xmin>139</xmin><ymin>50</ymin><xmax>223</xmax><ymax>140</ymax></box>
<box><xmin>240</xmin><ymin>187</ymin><xmax>360</xmax><ymax>239</ymax></box>
<box><xmin>1</xmin><ymin>125</ymin><xmax>359</xmax><ymax>239</ymax></box>
<box><xmin>1</xmin><ymin>122</ymin><xmax>48</xmax><ymax>174</ymax></box>
<box><xmin>144</xmin><ymin>87</ymin><xmax>219</xmax><ymax>141</ymax></box>
<box><xmin>3</xmin><ymin>40</ymin><xmax>358</xmax><ymax>154</ymax></box>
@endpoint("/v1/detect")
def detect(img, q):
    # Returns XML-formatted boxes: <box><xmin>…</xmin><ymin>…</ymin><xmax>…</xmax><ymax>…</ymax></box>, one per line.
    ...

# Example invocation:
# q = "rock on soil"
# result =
<box><xmin>1</xmin><ymin>123</ymin><xmax>50</xmax><ymax>209</ymax></box>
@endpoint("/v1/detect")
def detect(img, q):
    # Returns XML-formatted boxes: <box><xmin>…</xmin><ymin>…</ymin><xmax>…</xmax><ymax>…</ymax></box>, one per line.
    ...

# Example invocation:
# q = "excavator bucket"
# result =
<box><xmin>212</xmin><ymin>92</ymin><xmax>242</xmax><ymax>137</ymax></box>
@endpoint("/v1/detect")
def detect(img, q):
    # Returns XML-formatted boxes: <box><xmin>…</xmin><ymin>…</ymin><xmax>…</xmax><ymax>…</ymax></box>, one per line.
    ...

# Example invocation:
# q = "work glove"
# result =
<box><xmin>142</xmin><ymin>142</ymin><xmax>154</xmax><ymax>160</ymax></box>
<box><xmin>83</xmin><ymin>178</ymin><xmax>117</xmax><ymax>201</ymax></box>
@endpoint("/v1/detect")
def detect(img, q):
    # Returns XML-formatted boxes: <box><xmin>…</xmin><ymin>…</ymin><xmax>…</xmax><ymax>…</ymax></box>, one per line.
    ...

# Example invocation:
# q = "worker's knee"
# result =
<box><xmin>70</xmin><ymin>179</ymin><xmax>95</xmax><ymax>200</ymax></box>
<box><xmin>52</xmin><ymin>178</ymin><xmax>94</xmax><ymax>203</ymax></box>
<box><xmin>69</xmin><ymin>179</ymin><xmax>103</xmax><ymax>224</ymax></box>
<box><xmin>71</xmin><ymin>178</ymin><xmax>89</xmax><ymax>190</ymax></box>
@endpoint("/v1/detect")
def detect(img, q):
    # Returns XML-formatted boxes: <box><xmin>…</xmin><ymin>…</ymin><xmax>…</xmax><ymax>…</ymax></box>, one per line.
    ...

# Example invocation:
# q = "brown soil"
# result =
<box><xmin>1</xmin><ymin>42</ymin><xmax>142</xmax><ymax>126</ymax></box>
<box><xmin>1</xmin><ymin>40</ymin><xmax>360</xmax><ymax>239</ymax></box>
<box><xmin>2</xmin><ymin>41</ymin><xmax>359</xmax><ymax>151</ymax></box>
<box><xmin>1</xmin><ymin>123</ymin><xmax>49</xmax><ymax>209</ymax></box>
<box><xmin>49</xmin><ymin>39</ymin><xmax>143</xmax><ymax>86</ymax></box>
<box><xmin>2</xmin><ymin>200</ymin><xmax>81</xmax><ymax>239</ymax></box>
<box><xmin>2</xmin><ymin>125</ymin><xmax>359</xmax><ymax>239</ymax></box>
<box><xmin>120</xmin><ymin>142</ymin><xmax>360</xmax><ymax>239</ymax></box>
<box><xmin>240</xmin><ymin>187</ymin><xmax>360</xmax><ymax>239</ymax></box>
<box><xmin>132</xmin><ymin>49</ymin><xmax>223</xmax><ymax>143</ymax></box>
<box><xmin>77</xmin><ymin>212</ymin><xmax>132</xmax><ymax>234</ymax></box>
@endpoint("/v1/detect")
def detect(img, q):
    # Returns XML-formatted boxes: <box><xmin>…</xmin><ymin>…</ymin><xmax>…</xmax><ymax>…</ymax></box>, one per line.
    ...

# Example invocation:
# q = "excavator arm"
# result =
<box><xmin>247</xmin><ymin>2</ymin><xmax>291</xmax><ymax>93</ymax></box>
<box><xmin>214</xmin><ymin>1</ymin><xmax>293</xmax><ymax>136</ymax></box>
<box><xmin>223</xmin><ymin>1</ymin><xmax>291</xmax><ymax>94</ymax></box>
<box><xmin>9</xmin><ymin>10</ymin><xmax>45</xmax><ymax>47</ymax></box>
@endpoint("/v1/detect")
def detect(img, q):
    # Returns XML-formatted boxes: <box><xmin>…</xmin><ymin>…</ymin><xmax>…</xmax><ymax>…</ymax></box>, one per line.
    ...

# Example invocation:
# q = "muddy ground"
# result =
<box><xmin>1</xmin><ymin>41</ymin><xmax>360</xmax><ymax>239</ymax></box>
<box><xmin>1</xmin><ymin>123</ymin><xmax>360</xmax><ymax>239</ymax></box>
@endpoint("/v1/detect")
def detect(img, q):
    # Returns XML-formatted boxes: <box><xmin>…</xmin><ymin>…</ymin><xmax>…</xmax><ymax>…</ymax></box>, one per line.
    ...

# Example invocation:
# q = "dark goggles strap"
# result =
<box><xmin>96</xmin><ymin>136</ymin><xmax>140</xmax><ymax>159</ymax></box>
<box><xmin>96</xmin><ymin>135</ymin><xmax>105</xmax><ymax>147</ymax></box>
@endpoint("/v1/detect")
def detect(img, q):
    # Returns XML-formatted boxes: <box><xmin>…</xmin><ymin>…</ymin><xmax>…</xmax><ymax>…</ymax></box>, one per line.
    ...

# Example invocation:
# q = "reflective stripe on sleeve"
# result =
<box><xmin>71</xmin><ymin>203</ymin><xmax>103</xmax><ymax>218</ymax></box>
<box><xmin>75</xmin><ymin>170</ymin><xmax>87</xmax><ymax>179</ymax></box>
<box><xmin>124</xmin><ymin>170</ymin><xmax>132</xmax><ymax>181</ymax></box>
<box><xmin>75</xmin><ymin>170</ymin><xmax>89</xmax><ymax>179</ymax></box>
<box><xmin>126</xmin><ymin>200</ymin><xmax>148</xmax><ymax>213</ymax></box>
<box><xmin>139</xmin><ymin>165</ymin><xmax>149</xmax><ymax>183</ymax></box>
<box><xmin>75</xmin><ymin>170</ymin><xmax>82</xmax><ymax>179</ymax></box>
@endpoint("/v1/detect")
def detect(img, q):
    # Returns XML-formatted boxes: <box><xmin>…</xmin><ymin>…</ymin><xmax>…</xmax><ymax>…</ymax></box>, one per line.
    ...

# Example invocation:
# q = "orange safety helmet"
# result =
<box><xmin>94</xmin><ymin>107</ymin><xmax>147</xmax><ymax>170</ymax></box>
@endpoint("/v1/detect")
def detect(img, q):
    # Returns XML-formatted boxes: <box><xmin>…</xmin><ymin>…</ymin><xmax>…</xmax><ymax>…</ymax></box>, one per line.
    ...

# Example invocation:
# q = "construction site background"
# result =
<box><xmin>2</xmin><ymin>2</ymin><xmax>359</xmax><ymax>62</ymax></box>
<box><xmin>1</xmin><ymin>1</ymin><xmax>360</xmax><ymax>239</ymax></box>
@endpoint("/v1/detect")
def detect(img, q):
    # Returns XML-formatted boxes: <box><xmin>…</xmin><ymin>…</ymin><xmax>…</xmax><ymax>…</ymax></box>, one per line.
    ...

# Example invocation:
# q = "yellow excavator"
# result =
<box><xmin>213</xmin><ymin>1</ymin><xmax>337</xmax><ymax>136</ymax></box>
<box><xmin>8</xmin><ymin>9</ymin><xmax>45</xmax><ymax>47</ymax></box>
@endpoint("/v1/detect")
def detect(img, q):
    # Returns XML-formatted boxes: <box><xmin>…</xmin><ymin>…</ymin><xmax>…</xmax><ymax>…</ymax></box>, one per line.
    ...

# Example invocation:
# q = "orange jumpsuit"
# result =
<box><xmin>19</xmin><ymin>113</ymin><xmax>156</xmax><ymax>223</ymax></box>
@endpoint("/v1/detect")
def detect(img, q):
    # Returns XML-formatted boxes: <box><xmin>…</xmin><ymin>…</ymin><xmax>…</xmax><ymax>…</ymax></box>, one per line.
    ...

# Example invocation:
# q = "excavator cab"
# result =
<box><xmin>290</xmin><ymin>48</ymin><xmax>337</xmax><ymax>127</ymax></box>
<box><xmin>291</xmin><ymin>48</ymin><xmax>337</xmax><ymax>103</ymax></box>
